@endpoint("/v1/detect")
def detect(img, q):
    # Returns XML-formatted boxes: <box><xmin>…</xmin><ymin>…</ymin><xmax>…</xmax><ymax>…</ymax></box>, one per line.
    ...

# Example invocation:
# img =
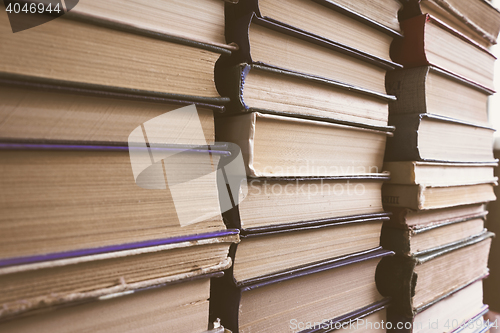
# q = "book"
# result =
<box><xmin>0</xmin><ymin>78</ymin><xmax>223</xmax><ymax>145</ymax></box>
<box><xmin>292</xmin><ymin>298</ymin><xmax>390</xmax><ymax>332</ymax></box>
<box><xmin>226</xmin><ymin>0</ymin><xmax>402</xmax><ymax>61</ymax></box>
<box><xmin>0</xmin><ymin>231</ymin><xmax>238</xmax><ymax>319</ymax></box>
<box><xmin>385</xmin><ymin>114</ymin><xmax>496</xmax><ymax>163</ymax></box>
<box><xmin>227</xmin><ymin>175</ymin><xmax>388</xmax><ymax>230</ymax></box>
<box><xmin>399</xmin><ymin>0</ymin><xmax>500</xmax><ymax>47</ymax></box>
<box><xmin>386</xmin><ymin>279</ymin><xmax>489</xmax><ymax>333</ymax></box>
<box><xmin>230</xmin><ymin>215</ymin><xmax>388</xmax><ymax>283</ymax></box>
<box><xmin>216</xmin><ymin>112</ymin><xmax>391</xmax><ymax>177</ymax></box>
<box><xmin>222</xmin><ymin>13</ymin><xmax>400</xmax><ymax>95</ymax></box>
<box><xmin>385</xmin><ymin>66</ymin><xmax>492</xmax><ymax>125</ymax></box>
<box><xmin>383</xmin><ymin>161</ymin><xmax>497</xmax><ymax>186</ymax></box>
<box><xmin>381</xmin><ymin>215</ymin><xmax>486</xmax><ymax>256</ymax></box>
<box><xmin>0</xmin><ymin>272</ymin><xmax>224</xmax><ymax>332</ymax></box>
<box><xmin>65</xmin><ymin>0</ymin><xmax>228</xmax><ymax>47</ymax></box>
<box><xmin>0</xmin><ymin>144</ymin><xmax>228</xmax><ymax>259</ymax></box>
<box><xmin>210</xmin><ymin>248</ymin><xmax>392</xmax><ymax>333</ymax></box>
<box><xmin>390</xmin><ymin>14</ymin><xmax>496</xmax><ymax>92</ymax></box>
<box><xmin>216</xmin><ymin>63</ymin><xmax>394</xmax><ymax>127</ymax></box>
<box><xmin>382</xmin><ymin>182</ymin><xmax>496</xmax><ymax>210</ymax></box>
<box><xmin>376</xmin><ymin>231</ymin><xmax>493</xmax><ymax>317</ymax></box>
<box><xmin>0</xmin><ymin>11</ymin><xmax>229</xmax><ymax>103</ymax></box>
<box><xmin>385</xmin><ymin>204</ymin><xmax>487</xmax><ymax>228</ymax></box>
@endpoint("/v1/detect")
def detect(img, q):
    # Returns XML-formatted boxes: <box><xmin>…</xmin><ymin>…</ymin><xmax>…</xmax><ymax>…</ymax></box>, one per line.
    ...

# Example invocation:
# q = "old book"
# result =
<box><xmin>0</xmin><ymin>145</ymin><xmax>228</xmax><ymax>259</ymax></box>
<box><xmin>385</xmin><ymin>204</ymin><xmax>486</xmax><ymax>228</ymax></box>
<box><xmin>227</xmin><ymin>175</ymin><xmax>388</xmax><ymax>231</ymax></box>
<box><xmin>216</xmin><ymin>112</ymin><xmax>391</xmax><ymax>177</ymax></box>
<box><xmin>0</xmin><ymin>232</ymin><xmax>238</xmax><ymax>319</ymax></box>
<box><xmin>387</xmin><ymin>279</ymin><xmax>489</xmax><ymax>333</ymax></box>
<box><xmin>385</xmin><ymin>114</ymin><xmax>496</xmax><ymax>163</ymax></box>
<box><xmin>216</xmin><ymin>64</ymin><xmax>394</xmax><ymax>127</ymax></box>
<box><xmin>226</xmin><ymin>0</ymin><xmax>402</xmax><ymax>61</ymax></box>
<box><xmin>390</xmin><ymin>14</ymin><xmax>496</xmax><ymax>92</ymax></box>
<box><xmin>382</xmin><ymin>182</ymin><xmax>496</xmax><ymax>210</ymax></box>
<box><xmin>222</xmin><ymin>13</ymin><xmax>401</xmax><ymax>95</ymax></box>
<box><xmin>376</xmin><ymin>231</ymin><xmax>493</xmax><ymax>317</ymax></box>
<box><xmin>383</xmin><ymin>161</ymin><xmax>497</xmax><ymax>186</ymax></box>
<box><xmin>399</xmin><ymin>0</ymin><xmax>500</xmax><ymax>47</ymax></box>
<box><xmin>381</xmin><ymin>215</ymin><xmax>486</xmax><ymax>256</ymax></box>
<box><xmin>0</xmin><ymin>12</ymin><xmax>229</xmax><ymax>103</ymax></box>
<box><xmin>230</xmin><ymin>215</ymin><xmax>388</xmax><ymax>283</ymax></box>
<box><xmin>65</xmin><ymin>0</ymin><xmax>227</xmax><ymax>47</ymax></box>
<box><xmin>385</xmin><ymin>66</ymin><xmax>492</xmax><ymax>125</ymax></box>
<box><xmin>0</xmin><ymin>79</ymin><xmax>221</xmax><ymax>145</ymax></box>
<box><xmin>0</xmin><ymin>272</ymin><xmax>223</xmax><ymax>332</ymax></box>
<box><xmin>290</xmin><ymin>299</ymin><xmax>390</xmax><ymax>332</ymax></box>
<box><xmin>210</xmin><ymin>248</ymin><xmax>392</xmax><ymax>333</ymax></box>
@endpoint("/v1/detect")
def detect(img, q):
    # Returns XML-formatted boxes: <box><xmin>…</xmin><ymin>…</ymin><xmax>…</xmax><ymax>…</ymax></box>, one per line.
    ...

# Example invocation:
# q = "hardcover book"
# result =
<box><xmin>216</xmin><ymin>112</ymin><xmax>391</xmax><ymax>177</ymax></box>
<box><xmin>0</xmin><ymin>272</ymin><xmax>224</xmax><ymax>332</ymax></box>
<box><xmin>399</xmin><ymin>0</ymin><xmax>500</xmax><ymax>47</ymax></box>
<box><xmin>225</xmin><ymin>0</ymin><xmax>402</xmax><ymax>61</ymax></box>
<box><xmin>210</xmin><ymin>248</ymin><xmax>392</xmax><ymax>333</ymax></box>
<box><xmin>222</xmin><ymin>13</ymin><xmax>401</xmax><ymax>95</ymax></box>
<box><xmin>384</xmin><ymin>113</ymin><xmax>496</xmax><ymax>163</ymax></box>
<box><xmin>216</xmin><ymin>63</ymin><xmax>394</xmax><ymax>127</ymax></box>
<box><xmin>376</xmin><ymin>231</ymin><xmax>493</xmax><ymax>317</ymax></box>
<box><xmin>385</xmin><ymin>66</ymin><xmax>492</xmax><ymax>125</ymax></box>
<box><xmin>390</xmin><ymin>14</ymin><xmax>496</xmax><ymax>92</ymax></box>
<box><xmin>0</xmin><ymin>231</ymin><xmax>239</xmax><ymax>319</ymax></box>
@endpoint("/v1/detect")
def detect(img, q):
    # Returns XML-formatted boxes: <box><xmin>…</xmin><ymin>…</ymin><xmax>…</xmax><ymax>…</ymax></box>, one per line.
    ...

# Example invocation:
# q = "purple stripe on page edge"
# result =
<box><xmin>0</xmin><ymin>143</ymin><xmax>231</xmax><ymax>155</ymax></box>
<box><xmin>0</xmin><ymin>230</ymin><xmax>239</xmax><ymax>268</ymax></box>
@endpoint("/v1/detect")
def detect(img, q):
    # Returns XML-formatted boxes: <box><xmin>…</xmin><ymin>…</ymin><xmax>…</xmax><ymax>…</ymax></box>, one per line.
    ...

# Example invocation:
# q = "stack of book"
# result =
<box><xmin>210</xmin><ymin>1</ymin><xmax>404</xmax><ymax>332</ymax></box>
<box><xmin>0</xmin><ymin>1</ymin><xmax>238</xmax><ymax>332</ymax></box>
<box><xmin>378</xmin><ymin>0</ymin><xmax>500</xmax><ymax>331</ymax></box>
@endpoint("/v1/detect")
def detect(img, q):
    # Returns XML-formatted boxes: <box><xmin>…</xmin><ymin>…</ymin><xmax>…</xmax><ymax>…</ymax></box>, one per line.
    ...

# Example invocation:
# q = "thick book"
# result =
<box><xmin>0</xmin><ymin>230</ymin><xmax>239</xmax><ymax>319</ymax></box>
<box><xmin>0</xmin><ymin>11</ymin><xmax>230</xmax><ymax>103</ymax></box>
<box><xmin>216</xmin><ymin>112</ymin><xmax>392</xmax><ymax>177</ymax></box>
<box><xmin>293</xmin><ymin>298</ymin><xmax>390</xmax><ymax>333</ymax></box>
<box><xmin>0</xmin><ymin>143</ymin><xmax>230</xmax><ymax>259</ymax></box>
<box><xmin>226</xmin><ymin>175</ymin><xmax>389</xmax><ymax>231</ymax></box>
<box><xmin>65</xmin><ymin>0</ymin><xmax>229</xmax><ymax>47</ymax></box>
<box><xmin>222</xmin><ymin>13</ymin><xmax>401</xmax><ymax>95</ymax></box>
<box><xmin>376</xmin><ymin>231</ymin><xmax>493</xmax><ymax>317</ymax></box>
<box><xmin>0</xmin><ymin>78</ymin><xmax>224</xmax><ymax>145</ymax></box>
<box><xmin>383</xmin><ymin>161</ymin><xmax>497</xmax><ymax>187</ymax></box>
<box><xmin>385</xmin><ymin>204</ymin><xmax>487</xmax><ymax>228</ymax></box>
<box><xmin>382</xmin><ymin>182</ymin><xmax>496</xmax><ymax>210</ymax></box>
<box><xmin>381</xmin><ymin>214</ymin><xmax>487</xmax><ymax>256</ymax></box>
<box><xmin>399</xmin><ymin>0</ymin><xmax>500</xmax><ymax>47</ymax></box>
<box><xmin>210</xmin><ymin>248</ymin><xmax>392</xmax><ymax>333</ymax></box>
<box><xmin>228</xmin><ymin>214</ymin><xmax>389</xmax><ymax>283</ymax></box>
<box><xmin>385</xmin><ymin>66</ymin><xmax>492</xmax><ymax>125</ymax></box>
<box><xmin>390</xmin><ymin>14</ymin><xmax>496</xmax><ymax>92</ymax></box>
<box><xmin>386</xmin><ymin>279</ymin><xmax>489</xmax><ymax>333</ymax></box>
<box><xmin>226</xmin><ymin>0</ymin><xmax>402</xmax><ymax>61</ymax></box>
<box><xmin>384</xmin><ymin>113</ymin><xmax>496</xmax><ymax>163</ymax></box>
<box><xmin>216</xmin><ymin>63</ymin><xmax>394</xmax><ymax>128</ymax></box>
<box><xmin>0</xmin><ymin>272</ymin><xmax>224</xmax><ymax>332</ymax></box>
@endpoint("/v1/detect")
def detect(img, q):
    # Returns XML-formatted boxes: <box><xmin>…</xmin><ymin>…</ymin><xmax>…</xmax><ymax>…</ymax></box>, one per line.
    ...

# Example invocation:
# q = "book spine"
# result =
<box><xmin>209</xmin><ymin>245</ymin><xmax>242</xmax><ymax>332</ymax></box>
<box><xmin>380</xmin><ymin>225</ymin><xmax>412</xmax><ymax>256</ymax></box>
<box><xmin>375</xmin><ymin>255</ymin><xmax>418</xmax><ymax>318</ymax></box>
<box><xmin>386</xmin><ymin>67</ymin><xmax>430</xmax><ymax>115</ymax></box>
<box><xmin>215</xmin><ymin>63</ymin><xmax>249</xmax><ymax>113</ymax></box>
<box><xmin>384</xmin><ymin>114</ymin><xmax>423</xmax><ymax>161</ymax></box>
<box><xmin>390</xmin><ymin>15</ymin><xmax>429</xmax><ymax>68</ymax></box>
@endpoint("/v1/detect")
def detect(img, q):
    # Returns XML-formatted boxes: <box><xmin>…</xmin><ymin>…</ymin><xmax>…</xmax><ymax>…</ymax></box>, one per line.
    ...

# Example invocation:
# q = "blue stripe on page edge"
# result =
<box><xmin>0</xmin><ymin>229</ymin><xmax>239</xmax><ymax>268</ymax></box>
